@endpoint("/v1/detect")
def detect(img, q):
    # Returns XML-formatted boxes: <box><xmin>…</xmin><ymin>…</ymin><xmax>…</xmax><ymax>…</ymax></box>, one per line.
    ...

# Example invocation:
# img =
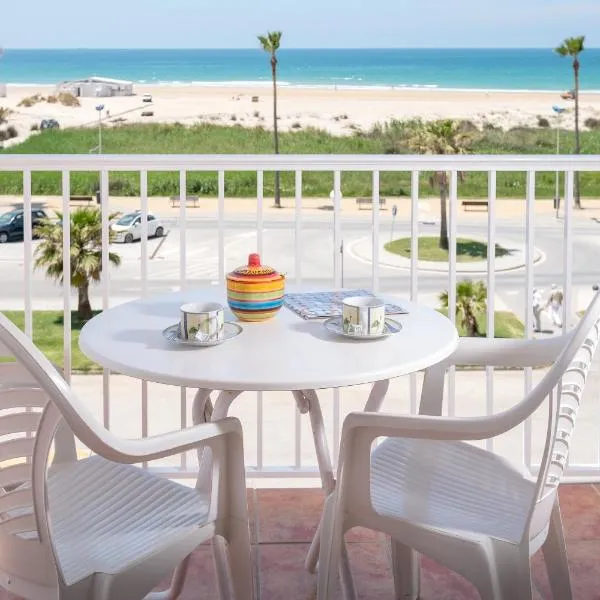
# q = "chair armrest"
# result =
<box><xmin>418</xmin><ymin>334</ymin><xmax>571</xmax><ymax>416</ymax></box>
<box><xmin>90</xmin><ymin>417</ymin><xmax>243</xmax><ymax>464</ymax></box>
<box><xmin>342</xmin><ymin>402</ymin><xmax>535</xmax><ymax>443</ymax></box>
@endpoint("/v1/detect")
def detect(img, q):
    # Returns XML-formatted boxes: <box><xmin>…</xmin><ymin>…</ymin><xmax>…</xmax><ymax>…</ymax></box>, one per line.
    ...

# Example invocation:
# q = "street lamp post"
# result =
<box><xmin>552</xmin><ymin>105</ymin><xmax>566</xmax><ymax>218</ymax></box>
<box><xmin>95</xmin><ymin>104</ymin><xmax>104</xmax><ymax>154</ymax></box>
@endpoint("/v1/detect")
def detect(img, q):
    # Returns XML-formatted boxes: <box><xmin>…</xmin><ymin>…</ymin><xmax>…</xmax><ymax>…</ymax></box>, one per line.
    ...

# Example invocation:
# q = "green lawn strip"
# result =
<box><xmin>1</xmin><ymin>311</ymin><xmax>102</xmax><ymax>373</ymax></box>
<box><xmin>437</xmin><ymin>308</ymin><xmax>524</xmax><ymax>338</ymax></box>
<box><xmin>385</xmin><ymin>237</ymin><xmax>510</xmax><ymax>263</ymax></box>
<box><xmin>2</xmin><ymin>122</ymin><xmax>600</xmax><ymax>198</ymax></box>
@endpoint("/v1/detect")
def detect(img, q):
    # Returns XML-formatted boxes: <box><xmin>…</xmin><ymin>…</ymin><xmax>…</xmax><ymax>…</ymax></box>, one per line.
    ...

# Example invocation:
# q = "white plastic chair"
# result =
<box><xmin>317</xmin><ymin>292</ymin><xmax>600</xmax><ymax>600</ymax></box>
<box><xmin>0</xmin><ymin>314</ymin><xmax>254</xmax><ymax>600</ymax></box>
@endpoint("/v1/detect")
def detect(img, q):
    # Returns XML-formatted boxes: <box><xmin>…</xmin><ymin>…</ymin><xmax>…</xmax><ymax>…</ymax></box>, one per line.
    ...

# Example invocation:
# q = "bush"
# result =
<box><xmin>230</xmin><ymin>115</ymin><xmax>237</xmax><ymax>121</ymax></box>
<box><xmin>0</xmin><ymin>130</ymin><xmax>7</xmax><ymax>142</ymax></box>
<box><xmin>30</xmin><ymin>123</ymin><xmax>39</xmax><ymax>131</ymax></box>
<box><xmin>253</xmin><ymin>111</ymin><xmax>260</xmax><ymax>118</ymax></box>
<box><xmin>291</xmin><ymin>121</ymin><xmax>302</xmax><ymax>129</ymax></box>
<box><xmin>57</xmin><ymin>92</ymin><xmax>80</xmax><ymax>107</ymax></box>
<box><xmin>46</xmin><ymin>95</ymin><xmax>58</xmax><ymax>104</ymax></box>
<box><xmin>457</xmin><ymin>120</ymin><xmax>479</xmax><ymax>133</ymax></box>
<box><xmin>537</xmin><ymin>116</ymin><xmax>550</xmax><ymax>128</ymax></box>
<box><xmin>18</xmin><ymin>94</ymin><xmax>43</xmax><ymax>108</ymax></box>
<box><xmin>585</xmin><ymin>117</ymin><xmax>600</xmax><ymax>130</ymax></box>
<box><xmin>0</xmin><ymin>107</ymin><xmax>12</xmax><ymax>124</ymax></box>
<box><xmin>6</xmin><ymin>126</ymin><xmax>18</xmax><ymax>139</ymax></box>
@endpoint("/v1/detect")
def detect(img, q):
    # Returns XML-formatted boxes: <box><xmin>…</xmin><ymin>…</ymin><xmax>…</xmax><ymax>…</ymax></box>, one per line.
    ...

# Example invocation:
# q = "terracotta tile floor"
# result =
<box><xmin>4</xmin><ymin>484</ymin><xmax>600</xmax><ymax>599</ymax></box>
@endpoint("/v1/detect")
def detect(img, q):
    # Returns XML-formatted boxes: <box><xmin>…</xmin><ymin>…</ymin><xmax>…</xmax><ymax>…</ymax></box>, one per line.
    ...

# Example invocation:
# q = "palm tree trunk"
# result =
<box><xmin>466</xmin><ymin>313</ymin><xmax>480</xmax><ymax>337</ymax></box>
<box><xmin>272</xmin><ymin>58</ymin><xmax>281</xmax><ymax>208</ymax></box>
<box><xmin>77</xmin><ymin>281</ymin><xmax>93</xmax><ymax>321</ymax></box>
<box><xmin>574</xmin><ymin>59</ymin><xmax>582</xmax><ymax>209</ymax></box>
<box><xmin>439</xmin><ymin>177</ymin><xmax>449</xmax><ymax>251</ymax></box>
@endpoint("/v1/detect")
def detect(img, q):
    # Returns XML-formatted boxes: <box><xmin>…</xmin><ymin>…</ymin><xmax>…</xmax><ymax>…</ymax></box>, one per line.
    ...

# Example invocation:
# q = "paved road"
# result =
<box><xmin>1</xmin><ymin>214</ymin><xmax>599</xmax><ymax>320</ymax></box>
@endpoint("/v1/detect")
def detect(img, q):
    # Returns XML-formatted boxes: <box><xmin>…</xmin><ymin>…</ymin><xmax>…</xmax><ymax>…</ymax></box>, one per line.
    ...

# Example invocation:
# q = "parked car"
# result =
<box><xmin>0</xmin><ymin>208</ymin><xmax>48</xmax><ymax>243</ymax></box>
<box><xmin>110</xmin><ymin>211</ymin><xmax>164</xmax><ymax>243</ymax></box>
<box><xmin>40</xmin><ymin>119</ymin><xmax>60</xmax><ymax>130</ymax></box>
<box><xmin>142</xmin><ymin>94</ymin><xmax>153</xmax><ymax>103</ymax></box>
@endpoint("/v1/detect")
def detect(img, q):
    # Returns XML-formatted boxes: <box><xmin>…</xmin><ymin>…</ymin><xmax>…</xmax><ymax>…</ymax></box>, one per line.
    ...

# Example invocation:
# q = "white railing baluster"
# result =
<box><xmin>447</xmin><ymin>170</ymin><xmax>458</xmax><ymax>416</ymax></box>
<box><xmin>563</xmin><ymin>171</ymin><xmax>574</xmax><ymax>332</ymax></box>
<box><xmin>140</xmin><ymin>171</ymin><xmax>149</xmax><ymax>467</ymax></box>
<box><xmin>485</xmin><ymin>171</ymin><xmax>496</xmax><ymax>451</ymax></box>
<box><xmin>332</xmin><ymin>170</ymin><xmax>342</xmax><ymax>459</ymax></box>
<box><xmin>218</xmin><ymin>170</ymin><xmax>225</xmax><ymax>283</ymax></box>
<box><xmin>61</xmin><ymin>172</ymin><xmax>71</xmax><ymax>383</ymax></box>
<box><xmin>295</xmin><ymin>170</ymin><xmax>303</xmax><ymax>285</ymax></box>
<box><xmin>257</xmin><ymin>170</ymin><xmax>264</xmax><ymax>255</ymax></box>
<box><xmin>100</xmin><ymin>170</ymin><xmax>110</xmax><ymax>429</ymax></box>
<box><xmin>524</xmin><ymin>170</ymin><xmax>535</xmax><ymax>471</ymax></box>
<box><xmin>179</xmin><ymin>170</ymin><xmax>187</xmax><ymax>289</ymax></box>
<box><xmin>22</xmin><ymin>170</ymin><xmax>32</xmax><ymax>338</ymax></box>
<box><xmin>371</xmin><ymin>170</ymin><xmax>380</xmax><ymax>293</ymax></box>
<box><xmin>294</xmin><ymin>170</ymin><xmax>303</xmax><ymax>469</ymax></box>
<box><xmin>410</xmin><ymin>170</ymin><xmax>419</xmax><ymax>414</ymax></box>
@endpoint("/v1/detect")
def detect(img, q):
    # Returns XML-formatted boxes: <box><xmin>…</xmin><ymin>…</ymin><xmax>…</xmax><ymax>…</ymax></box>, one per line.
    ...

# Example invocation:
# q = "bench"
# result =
<box><xmin>69</xmin><ymin>195</ymin><xmax>93</xmax><ymax>205</ymax></box>
<box><xmin>461</xmin><ymin>200</ymin><xmax>489</xmax><ymax>211</ymax></box>
<box><xmin>356</xmin><ymin>197</ymin><xmax>387</xmax><ymax>209</ymax></box>
<box><xmin>170</xmin><ymin>195</ymin><xmax>200</xmax><ymax>208</ymax></box>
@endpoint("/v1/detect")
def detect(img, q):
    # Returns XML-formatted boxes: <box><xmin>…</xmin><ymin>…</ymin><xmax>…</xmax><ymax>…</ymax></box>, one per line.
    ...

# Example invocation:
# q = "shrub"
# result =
<box><xmin>18</xmin><ymin>94</ymin><xmax>43</xmax><ymax>108</ymax></box>
<box><xmin>0</xmin><ymin>130</ymin><xmax>7</xmax><ymax>142</ymax></box>
<box><xmin>584</xmin><ymin>117</ymin><xmax>600</xmax><ymax>130</ymax></box>
<box><xmin>0</xmin><ymin>107</ymin><xmax>12</xmax><ymax>124</ymax></box>
<box><xmin>537</xmin><ymin>116</ymin><xmax>550</xmax><ymax>128</ymax></box>
<box><xmin>57</xmin><ymin>92</ymin><xmax>80</xmax><ymax>107</ymax></box>
<box><xmin>6</xmin><ymin>126</ymin><xmax>18</xmax><ymax>139</ymax></box>
<box><xmin>46</xmin><ymin>95</ymin><xmax>58</xmax><ymax>104</ymax></box>
<box><xmin>253</xmin><ymin>110</ymin><xmax>260</xmax><ymax>118</ymax></box>
<box><xmin>230</xmin><ymin>114</ymin><xmax>237</xmax><ymax>121</ymax></box>
<box><xmin>457</xmin><ymin>120</ymin><xmax>479</xmax><ymax>133</ymax></box>
<box><xmin>291</xmin><ymin>121</ymin><xmax>302</xmax><ymax>129</ymax></box>
<box><xmin>30</xmin><ymin>123</ymin><xmax>39</xmax><ymax>131</ymax></box>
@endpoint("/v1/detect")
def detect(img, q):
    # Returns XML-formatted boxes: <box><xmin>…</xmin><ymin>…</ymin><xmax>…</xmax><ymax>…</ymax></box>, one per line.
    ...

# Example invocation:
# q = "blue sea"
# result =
<box><xmin>2</xmin><ymin>48</ymin><xmax>600</xmax><ymax>92</ymax></box>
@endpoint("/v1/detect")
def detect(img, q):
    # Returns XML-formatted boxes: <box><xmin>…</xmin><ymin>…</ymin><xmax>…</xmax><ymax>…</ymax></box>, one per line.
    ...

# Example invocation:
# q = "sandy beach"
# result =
<box><xmin>3</xmin><ymin>84</ymin><xmax>600</xmax><ymax>144</ymax></box>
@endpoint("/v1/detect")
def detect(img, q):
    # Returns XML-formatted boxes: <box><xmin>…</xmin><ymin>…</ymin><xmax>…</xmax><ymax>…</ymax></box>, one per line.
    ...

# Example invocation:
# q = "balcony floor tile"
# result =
<box><xmin>1</xmin><ymin>484</ymin><xmax>599</xmax><ymax>599</ymax></box>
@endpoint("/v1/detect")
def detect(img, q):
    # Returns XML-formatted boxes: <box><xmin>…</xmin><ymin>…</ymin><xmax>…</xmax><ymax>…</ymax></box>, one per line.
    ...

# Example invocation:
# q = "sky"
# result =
<box><xmin>3</xmin><ymin>0</ymin><xmax>598</xmax><ymax>49</ymax></box>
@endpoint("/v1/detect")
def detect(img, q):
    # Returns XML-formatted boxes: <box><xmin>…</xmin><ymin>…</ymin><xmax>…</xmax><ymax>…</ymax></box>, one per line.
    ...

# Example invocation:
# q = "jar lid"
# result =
<box><xmin>228</xmin><ymin>253</ymin><xmax>280</xmax><ymax>279</ymax></box>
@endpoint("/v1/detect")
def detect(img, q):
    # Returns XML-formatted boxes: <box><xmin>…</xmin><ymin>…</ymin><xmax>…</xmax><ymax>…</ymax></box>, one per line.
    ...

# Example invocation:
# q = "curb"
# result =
<box><xmin>348</xmin><ymin>236</ymin><xmax>545</xmax><ymax>274</ymax></box>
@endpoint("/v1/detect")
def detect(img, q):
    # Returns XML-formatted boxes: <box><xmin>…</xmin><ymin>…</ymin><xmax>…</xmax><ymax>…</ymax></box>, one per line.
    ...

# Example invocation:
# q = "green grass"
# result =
<box><xmin>385</xmin><ymin>237</ymin><xmax>511</xmax><ymax>262</ymax></box>
<box><xmin>2</xmin><ymin>120</ymin><xmax>600</xmax><ymax>198</ymax></box>
<box><xmin>438</xmin><ymin>308</ymin><xmax>525</xmax><ymax>338</ymax></box>
<box><xmin>1</xmin><ymin>311</ymin><xmax>101</xmax><ymax>373</ymax></box>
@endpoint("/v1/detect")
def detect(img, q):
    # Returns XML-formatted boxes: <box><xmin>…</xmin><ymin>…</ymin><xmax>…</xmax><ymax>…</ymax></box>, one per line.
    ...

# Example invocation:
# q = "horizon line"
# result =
<box><xmin>4</xmin><ymin>46</ymin><xmax>600</xmax><ymax>51</ymax></box>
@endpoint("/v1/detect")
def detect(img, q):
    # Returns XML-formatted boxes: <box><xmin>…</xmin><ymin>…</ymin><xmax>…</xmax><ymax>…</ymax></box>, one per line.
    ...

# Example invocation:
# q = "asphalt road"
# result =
<box><xmin>1</xmin><ymin>213</ymin><xmax>599</xmax><ymax>319</ymax></box>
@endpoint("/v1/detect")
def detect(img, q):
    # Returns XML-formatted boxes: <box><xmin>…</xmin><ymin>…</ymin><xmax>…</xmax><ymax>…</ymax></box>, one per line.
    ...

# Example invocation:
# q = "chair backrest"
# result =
<box><xmin>527</xmin><ymin>291</ymin><xmax>600</xmax><ymax>541</ymax></box>
<box><xmin>0</xmin><ymin>313</ymin><xmax>120</xmax><ymax>592</ymax></box>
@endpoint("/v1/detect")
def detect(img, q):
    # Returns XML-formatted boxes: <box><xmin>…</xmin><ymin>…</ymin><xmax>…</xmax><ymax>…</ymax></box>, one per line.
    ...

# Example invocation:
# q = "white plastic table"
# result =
<box><xmin>79</xmin><ymin>288</ymin><xmax>458</xmax><ymax>599</ymax></box>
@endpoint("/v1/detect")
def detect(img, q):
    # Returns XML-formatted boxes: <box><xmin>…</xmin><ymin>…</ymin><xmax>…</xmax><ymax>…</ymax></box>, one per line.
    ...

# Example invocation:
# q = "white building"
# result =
<box><xmin>58</xmin><ymin>76</ymin><xmax>134</xmax><ymax>98</ymax></box>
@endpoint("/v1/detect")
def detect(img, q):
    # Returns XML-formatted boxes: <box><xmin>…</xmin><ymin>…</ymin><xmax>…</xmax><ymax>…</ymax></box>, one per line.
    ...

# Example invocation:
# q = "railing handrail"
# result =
<box><xmin>1</xmin><ymin>153</ymin><xmax>599</xmax><ymax>172</ymax></box>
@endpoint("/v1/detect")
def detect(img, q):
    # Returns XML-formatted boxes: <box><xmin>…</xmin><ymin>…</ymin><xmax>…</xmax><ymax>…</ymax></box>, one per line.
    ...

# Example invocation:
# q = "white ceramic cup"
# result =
<box><xmin>180</xmin><ymin>302</ymin><xmax>225</xmax><ymax>342</ymax></box>
<box><xmin>342</xmin><ymin>296</ymin><xmax>385</xmax><ymax>336</ymax></box>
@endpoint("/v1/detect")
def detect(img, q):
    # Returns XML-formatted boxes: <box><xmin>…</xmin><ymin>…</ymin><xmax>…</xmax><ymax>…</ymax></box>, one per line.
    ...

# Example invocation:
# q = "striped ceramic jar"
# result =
<box><xmin>226</xmin><ymin>253</ymin><xmax>285</xmax><ymax>321</ymax></box>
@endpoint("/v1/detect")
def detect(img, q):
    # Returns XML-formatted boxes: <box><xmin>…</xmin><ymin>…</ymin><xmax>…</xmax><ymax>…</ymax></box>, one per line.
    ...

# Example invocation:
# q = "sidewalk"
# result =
<box><xmin>3</xmin><ymin>194</ymin><xmax>600</xmax><ymax>222</ymax></box>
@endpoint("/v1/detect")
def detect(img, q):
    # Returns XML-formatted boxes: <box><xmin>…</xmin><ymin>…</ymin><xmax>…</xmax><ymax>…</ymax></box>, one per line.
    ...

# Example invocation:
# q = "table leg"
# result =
<box><xmin>295</xmin><ymin>389</ymin><xmax>356</xmax><ymax>600</ymax></box>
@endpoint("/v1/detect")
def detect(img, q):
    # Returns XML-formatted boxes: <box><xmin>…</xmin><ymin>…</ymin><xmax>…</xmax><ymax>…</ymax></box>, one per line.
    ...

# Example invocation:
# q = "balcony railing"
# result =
<box><xmin>1</xmin><ymin>153</ymin><xmax>599</xmax><ymax>481</ymax></box>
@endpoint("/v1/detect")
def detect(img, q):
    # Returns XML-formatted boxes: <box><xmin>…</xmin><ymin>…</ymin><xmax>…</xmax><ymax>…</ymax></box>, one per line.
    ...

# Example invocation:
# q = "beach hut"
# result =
<box><xmin>57</xmin><ymin>76</ymin><xmax>134</xmax><ymax>98</ymax></box>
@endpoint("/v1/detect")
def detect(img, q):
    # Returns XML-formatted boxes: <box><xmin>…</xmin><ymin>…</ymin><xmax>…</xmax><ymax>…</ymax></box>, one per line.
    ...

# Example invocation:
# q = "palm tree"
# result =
<box><xmin>258</xmin><ymin>30</ymin><xmax>283</xmax><ymax>208</ymax></box>
<box><xmin>407</xmin><ymin>119</ymin><xmax>473</xmax><ymax>250</ymax></box>
<box><xmin>34</xmin><ymin>208</ymin><xmax>121</xmax><ymax>320</ymax></box>
<box><xmin>439</xmin><ymin>279</ymin><xmax>487</xmax><ymax>337</ymax></box>
<box><xmin>555</xmin><ymin>36</ymin><xmax>585</xmax><ymax>209</ymax></box>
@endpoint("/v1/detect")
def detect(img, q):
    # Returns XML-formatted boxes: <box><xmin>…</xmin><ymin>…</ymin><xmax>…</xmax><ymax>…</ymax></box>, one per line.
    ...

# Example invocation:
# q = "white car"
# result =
<box><xmin>110</xmin><ymin>212</ymin><xmax>164</xmax><ymax>243</ymax></box>
<box><xmin>142</xmin><ymin>94</ymin><xmax>153</xmax><ymax>103</ymax></box>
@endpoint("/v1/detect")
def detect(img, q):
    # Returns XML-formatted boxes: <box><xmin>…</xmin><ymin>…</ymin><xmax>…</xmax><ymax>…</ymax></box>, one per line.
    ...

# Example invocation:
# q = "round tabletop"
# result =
<box><xmin>79</xmin><ymin>289</ymin><xmax>458</xmax><ymax>392</ymax></box>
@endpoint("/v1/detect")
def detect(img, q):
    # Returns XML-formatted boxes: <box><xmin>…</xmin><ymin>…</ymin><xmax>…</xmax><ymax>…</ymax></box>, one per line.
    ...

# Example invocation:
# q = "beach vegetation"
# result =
<box><xmin>258</xmin><ymin>30</ymin><xmax>283</xmax><ymax>208</ymax></box>
<box><xmin>0</xmin><ymin>107</ymin><xmax>12</xmax><ymax>124</ymax></box>
<box><xmin>17</xmin><ymin>94</ymin><xmax>44</xmax><ymax>108</ymax></box>
<box><xmin>440</xmin><ymin>280</ymin><xmax>488</xmax><ymax>338</ymax></box>
<box><xmin>34</xmin><ymin>208</ymin><xmax>121</xmax><ymax>320</ymax></box>
<box><xmin>555</xmin><ymin>35</ymin><xmax>585</xmax><ymax>208</ymax></box>
<box><xmin>46</xmin><ymin>95</ymin><xmax>58</xmax><ymax>104</ymax></box>
<box><xmin>585</xmin><ymin>118</ymin><xmax>600</xmax><ymax>131</ymax></box>
<box><xmin>291</xmin><ymin>121</ymin><xmax>302</xmax><ymax>129</ymax></box>
<box><xmin>3</xmin><ymin>120</ymin><xmax>600</xmax><ymax>199</ymax></box>
<box><xmin>537</xmin><ymin>117</ymin><xmax>550</xmax><ymax>128</ymax></box>
<box><xmin>406</xmin><ymin>119</ymin><xmax>474</xmax><ymax>250</ymax></box>
<box><xmin>57</xmin><ymin>92</ymin><xmax>80</xmax><ymax>107</ymax></box>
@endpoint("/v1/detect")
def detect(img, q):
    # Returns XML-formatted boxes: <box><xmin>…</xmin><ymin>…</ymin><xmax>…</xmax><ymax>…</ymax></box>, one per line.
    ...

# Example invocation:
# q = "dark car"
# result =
<box><xmin>40</xmin><ymin>119</ymin><xmax>60</xmax><ymax>130</ymax></box>
<box><xmin>0</xmin><ymin>209</ymin><xmax>48</xmax><ymax>243</ymax></box>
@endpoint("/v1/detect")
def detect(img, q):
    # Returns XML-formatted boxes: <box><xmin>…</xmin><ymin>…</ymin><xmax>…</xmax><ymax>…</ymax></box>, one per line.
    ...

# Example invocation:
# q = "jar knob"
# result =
<box><xmin>248</xmin><ymin>253</ymin><xmax>261</xmax><ymax>267</ymax></box>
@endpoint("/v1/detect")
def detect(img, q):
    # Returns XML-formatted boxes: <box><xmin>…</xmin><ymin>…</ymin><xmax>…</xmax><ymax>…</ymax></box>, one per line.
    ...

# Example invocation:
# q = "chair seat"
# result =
<box><xmin>370</xmin><ymin>438</ymin><xmax>536</xmax><ymax>544</ymax></box>
<box><xmin>47</xmin><ymin>456</ymin><xmax>210</xmax><ymax>585</ymax></box>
